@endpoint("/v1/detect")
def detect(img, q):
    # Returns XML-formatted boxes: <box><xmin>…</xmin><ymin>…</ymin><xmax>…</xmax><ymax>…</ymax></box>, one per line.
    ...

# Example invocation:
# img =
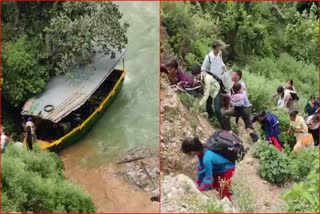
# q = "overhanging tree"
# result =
<box><xmin>2</xmin><ymin>2</ymin><xmax>129</xmax><ymax>107</ymax></box>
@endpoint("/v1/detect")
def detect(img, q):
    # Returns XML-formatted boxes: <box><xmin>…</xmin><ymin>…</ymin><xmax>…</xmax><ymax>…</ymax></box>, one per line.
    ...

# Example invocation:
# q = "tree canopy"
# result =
<box><xmin>2</xmin><ymin>2</ymin><xmax>129</xmax><ymax>107</ymax></box>
<box><xmin>2</xmin><ymin>145</ymin><xmax>96</xmax><ymax>212</ymax></box>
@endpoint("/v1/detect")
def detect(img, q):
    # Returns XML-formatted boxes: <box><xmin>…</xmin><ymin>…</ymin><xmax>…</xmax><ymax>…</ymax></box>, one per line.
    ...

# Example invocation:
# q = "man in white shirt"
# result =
<box><xmin>201</xmin><ymin>41</ymin><xmax>227</xmax><ymax>128</ymax></box>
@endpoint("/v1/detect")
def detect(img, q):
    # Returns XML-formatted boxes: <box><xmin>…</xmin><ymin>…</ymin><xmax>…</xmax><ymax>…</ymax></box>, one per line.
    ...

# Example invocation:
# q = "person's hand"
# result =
<box><xmin>222</xmin><ymin>65</ymin><xmax>227</xmax><ymax>72</ymax></box>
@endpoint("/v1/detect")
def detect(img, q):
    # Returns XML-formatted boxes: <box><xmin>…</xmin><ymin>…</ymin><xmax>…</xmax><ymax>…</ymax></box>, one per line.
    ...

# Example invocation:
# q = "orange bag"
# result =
<box><xmin>300</xmin><ymin>134</ymin><xmax>314</xmax><ymax>146</ymax></box>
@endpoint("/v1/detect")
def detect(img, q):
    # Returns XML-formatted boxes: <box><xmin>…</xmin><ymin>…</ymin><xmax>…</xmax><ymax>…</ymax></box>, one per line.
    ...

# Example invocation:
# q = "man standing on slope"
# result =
<box><xmin>201</xmin><ymin>41</ymin><xmax>227</xmax><ymax>129</ymax></box>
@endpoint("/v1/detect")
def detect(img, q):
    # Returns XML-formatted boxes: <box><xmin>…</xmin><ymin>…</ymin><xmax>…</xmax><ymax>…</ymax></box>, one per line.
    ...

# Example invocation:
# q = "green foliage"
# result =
<box><xmin>282</xmin><ymin>3</ymin><xmax>318</xmax><ymax>65</ymax></box>
<box><xmin>288</xmin><ymin>148</ymin><xmax>319</xmax><ymax>181</ymax></box>
<box><xmin>207</xmin><ymin>202</ymin><xmax>222</xmax><ymax>212</ymax></box>
<box><xmin>178</xmin><ymin>92</ymin><xmax>196</xmax><ymax>109</ymax></box>
<box><xmin>2</xmin><ymin>36</ymin><xmax>49</xmax><ymax>107</ymax></box>
<box><xmin>2</xmin><ymin>145</ymin><xmax>96</xmax><ymax>212</ymax></box>
<box><xmin>44</xmin><ymin>2</ymin><xmax>129</xmax><ymax>74</ymax></box>
<box><xmin>247</xmin><ymin>54</ymin><xmax>318</xmax><ymax>100</ymax></box>
<box><xmin>241</xmin><ymin>70</ymin><xmax>282</xmax><ymax>111</ymax></box>
<box><xmin>162</xmin><ymin>2</ymin><xmax>318</xmax><ymax>66</ymax></box>
<box><xmin>253</xmin><ymin>141</ymin><xmax>319</xmax><ymax>186</ymax></box>
<box><xmin>282</xmin><ymin>155</ymin><xmax>319</xmax><ymax>212</ymax></box>
<box><xmin>231</xmin><ymin>181</ymin><xmax>256</xmax><ymax>212</ymax></box>
<box><xmin>162</xmin><ymin>2</ymin><xmax>220</xmax><ymax>67</ymax></box>
<box><xmin>2</xmin><ymin>2</ymin><xmax>129</xmax><ymax>108</ymax></box>
<box><xmin>253</xmin><ymin>142</ymin><xmax>291</xmax><ymax>185</ymax></box>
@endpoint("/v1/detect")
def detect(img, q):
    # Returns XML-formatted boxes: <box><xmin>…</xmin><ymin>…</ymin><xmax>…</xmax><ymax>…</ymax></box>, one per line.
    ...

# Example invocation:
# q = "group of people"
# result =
<box><xmin>161</xmin><ymin>41</ymin><xmax>319</xmax><ymax>200</ymax></box>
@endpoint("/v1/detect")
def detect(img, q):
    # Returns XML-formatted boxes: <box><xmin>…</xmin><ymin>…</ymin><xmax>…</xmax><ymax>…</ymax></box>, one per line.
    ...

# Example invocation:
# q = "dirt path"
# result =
<box><xmin>235</xmin><ymin>153</ymin><xmax>285</xmax><ymax>211</ymax></box>
<box><xmin>59</xmin><ymin>148</ymin><xmax>158</xmax><ymax>212</ymax></box>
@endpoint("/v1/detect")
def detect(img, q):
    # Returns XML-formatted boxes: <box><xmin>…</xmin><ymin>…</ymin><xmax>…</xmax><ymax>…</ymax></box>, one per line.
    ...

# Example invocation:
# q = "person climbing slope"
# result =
<box><xmin>276</xmin><ymin>86</ymin><xmax>298</xmax><ymax>112</ymax></box>
<box><xmin>222</xmin><ymin>81</ymin><xmax>259</xmax><ymax>142</ymax></box>
<box><xmin>163</xmin><ymin>59</ymin><xmax>195</xmax><ymax>89</ymax></box>
<box><xmin>287</xmin><ymin>110</ymin><xmax>313</xmax><ymax>152</ymax></box>
<box><xmin>251</xmin><ymin>110</ymin><xmax>282</xmax><ymax>151</ymax></box>
<box><xmin>201</xmin><ymin>41</ymin><xmax>228</xmax><ymax>128</ymax></box>
<box><xmin>192</xmin><ymin>66</ymin><xmax>220</xmax><ymax>119</ymax></box>
<box><xmin>181</xmin><ymin>136</ymin><xmax>235</xmax><ymax>200</ymax></box>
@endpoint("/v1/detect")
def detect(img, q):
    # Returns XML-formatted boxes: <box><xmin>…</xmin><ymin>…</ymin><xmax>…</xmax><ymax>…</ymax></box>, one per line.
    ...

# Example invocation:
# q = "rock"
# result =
<box><xmin>162</xmin><ymin>90</ymin><xmax>179</xmax><ymax>112</ymax></box>
<box><xmin>262</xmin><ymin>181</ymin><xmax>268</xmax><ymax>184</ymax></box>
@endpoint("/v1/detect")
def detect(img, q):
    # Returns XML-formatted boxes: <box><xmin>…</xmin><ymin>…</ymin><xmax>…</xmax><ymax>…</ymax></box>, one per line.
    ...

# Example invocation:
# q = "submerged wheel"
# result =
<box><xmin>44</xmin><ymin>105</ymin><xmax>54</xmax><ymax>112</ymax></box>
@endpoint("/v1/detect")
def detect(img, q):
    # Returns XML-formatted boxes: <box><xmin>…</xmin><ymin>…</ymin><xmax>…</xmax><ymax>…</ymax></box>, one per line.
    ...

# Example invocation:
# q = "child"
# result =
<box><xmin>223</xmin><ymin>83</ymin><xmax>259</xmax><ymax>142</ymax></box>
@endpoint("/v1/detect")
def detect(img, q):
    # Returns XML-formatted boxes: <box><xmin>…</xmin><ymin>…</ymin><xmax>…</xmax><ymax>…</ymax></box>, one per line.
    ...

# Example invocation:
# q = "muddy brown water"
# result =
<box><xmin>59</xmin><ymin>2</ymin><xmax>159</xmax><ymax>212</ymax></box>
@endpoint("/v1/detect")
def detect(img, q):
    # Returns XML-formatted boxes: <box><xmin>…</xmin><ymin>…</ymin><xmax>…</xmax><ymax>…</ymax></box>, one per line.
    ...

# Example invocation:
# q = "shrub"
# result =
<box><xmin>282</xmin><ymin>155</ymin><xmax>319</xmax><ymax>212</ymax></box>
<box><xmin>253</xmin><ymin>142</ymin><xmax>291</xmax><ymax>185</ymax></box>
<box><xmin>253</xmin><ymin>141</ymin><xmax>318</xmax><ymax>186</ymax></box>
<box><xmin>178</xmin><ymin>92</ymin><xmax>196</xmax><ymax>109</ymax></box>
<box><xmin>247</xmin><ymin>54</ymin><xmax>318</xmax><ymax>106</ymax></box>
<box><xmin>2</xmin><ymin>36</ymin><xmax>49</xmax><ymax>107</ymax></box>
<box><xmin>241</xmin><ymin>69</ymin><xmax>282</xmax><ymax>111</ymax></box>
<box><xmin>287</xmin><ymin>148</ymin><xmax>319</xmax><ymax>181</ymax></box>
<box><xmin>2</xmin><ymin>145</ymin><xmax>96</xmax><ymax>212</ymax></box>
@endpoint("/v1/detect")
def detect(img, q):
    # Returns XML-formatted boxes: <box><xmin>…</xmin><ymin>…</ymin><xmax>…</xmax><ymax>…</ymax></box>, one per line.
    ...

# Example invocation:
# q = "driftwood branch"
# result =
<box><xmin>140</xmin><ymin>161</ymin><xmax>156</xmax><ymax>190</ymax></box>
<box><xmin>116</xmin><ymin>156</ymin><xmax>145</xmax><ymax>164</ymax></box>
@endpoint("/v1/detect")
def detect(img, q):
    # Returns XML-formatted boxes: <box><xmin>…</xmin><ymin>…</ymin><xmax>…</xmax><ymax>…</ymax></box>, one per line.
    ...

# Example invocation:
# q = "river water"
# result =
<box><xmin>59</xmin><ymin>2</ymin><xmax>159</xmax><ymax>212</ymax></box>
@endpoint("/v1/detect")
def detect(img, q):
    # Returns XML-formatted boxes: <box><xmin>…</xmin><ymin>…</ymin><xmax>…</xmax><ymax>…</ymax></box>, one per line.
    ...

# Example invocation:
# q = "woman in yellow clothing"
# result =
<box><xmin>287</xmin><ymin>110</ymin><xmax>313</xmax><ymax>152</ymax></box>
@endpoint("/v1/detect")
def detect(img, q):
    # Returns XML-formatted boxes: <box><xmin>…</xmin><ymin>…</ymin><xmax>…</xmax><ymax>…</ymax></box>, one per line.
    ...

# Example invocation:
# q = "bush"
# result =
<box><xmin>178</xmin><ymin>92</ymin><xmax>196</xmax><ymax>109</ymax></box>
<box><xmin>253</xmin><ymin>141</ymin><xmax>318</xmax><ymax>186</ymax></box>
<box><xmin>282</xmin><ymin>155</ymin><xmax>319</xmax><ymax>212</ymax></box>
<box><xmin>248</xmin><ymin>54</ymin><xmax>318</xmax><ymax>99</ymax></box>
<box><xmin>287</xmin><ymin>148</ymin><xmax>319</xmax><ymax>181</ymax></box>
<box><xmin>2</xmin><ymin>36</ymin><xmax>49</xmax><ymax>107</ymax></box>
<box><xmin>241</xmin><ymin>69</ymin><xmax>282</xmax><ymax>111</ymax></box>
<box><xmin>253</xmin><ymin>142</ymin><xmax>291</xmax><ymax>185</ymax></box>
<box><xmin>2</xmin><ymin>145</ymin><xmax>96</xmax><ymax>212</ymax></box>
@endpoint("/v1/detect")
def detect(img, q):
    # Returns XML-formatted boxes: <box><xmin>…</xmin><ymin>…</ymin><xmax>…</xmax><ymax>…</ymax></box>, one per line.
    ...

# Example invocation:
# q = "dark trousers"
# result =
<box><xmin>223</xmin><ymin>106</ymin><xmax>259</xmax><ymax>142</ymax></box>
<box><xmin>26</xmin><ymin>133</ymin><xmax>34</xmax><ymax>150</ymax></box>
<box><xmin>309</xmin><ymin>128</ymin><xmax>319</xmax><ymax>146</ymax></box>
<box><xmin>206</xmin><ymin>92</ymin><xmax>224</xmax><ymax>129</ymax></box>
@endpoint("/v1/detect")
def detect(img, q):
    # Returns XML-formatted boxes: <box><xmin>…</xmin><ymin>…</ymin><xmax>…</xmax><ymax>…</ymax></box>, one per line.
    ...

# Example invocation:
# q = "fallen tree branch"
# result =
<box><xmin>116</xmin><ymin>156</ymin><xmax>145</xmax><ymax>164</ymax></box>
<box><xmin>140</xmin><ymin>161</ymin><xmax>156</xmax><ymax>190</ymax></box>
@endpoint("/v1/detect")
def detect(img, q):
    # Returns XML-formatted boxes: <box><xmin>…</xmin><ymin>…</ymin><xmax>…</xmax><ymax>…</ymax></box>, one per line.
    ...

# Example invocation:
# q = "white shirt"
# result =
<box><xmin>277</xmin><ymin>89</ymin><xmax>294</xmax><ymax>109</ymax></box>
<box><xmin>306</xmin><ymin>115</ymin><xmax>319</xmax><ymax>130</ymax></box>
<box><xmin>1</xmin><ymin>134</ymin><xmax>9</xmax><ymax>149</ymax></box>
<box><xmin>201</xmin><ymin>50</ymin><xmax>226</xmax><ymax>81</ymax></box>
